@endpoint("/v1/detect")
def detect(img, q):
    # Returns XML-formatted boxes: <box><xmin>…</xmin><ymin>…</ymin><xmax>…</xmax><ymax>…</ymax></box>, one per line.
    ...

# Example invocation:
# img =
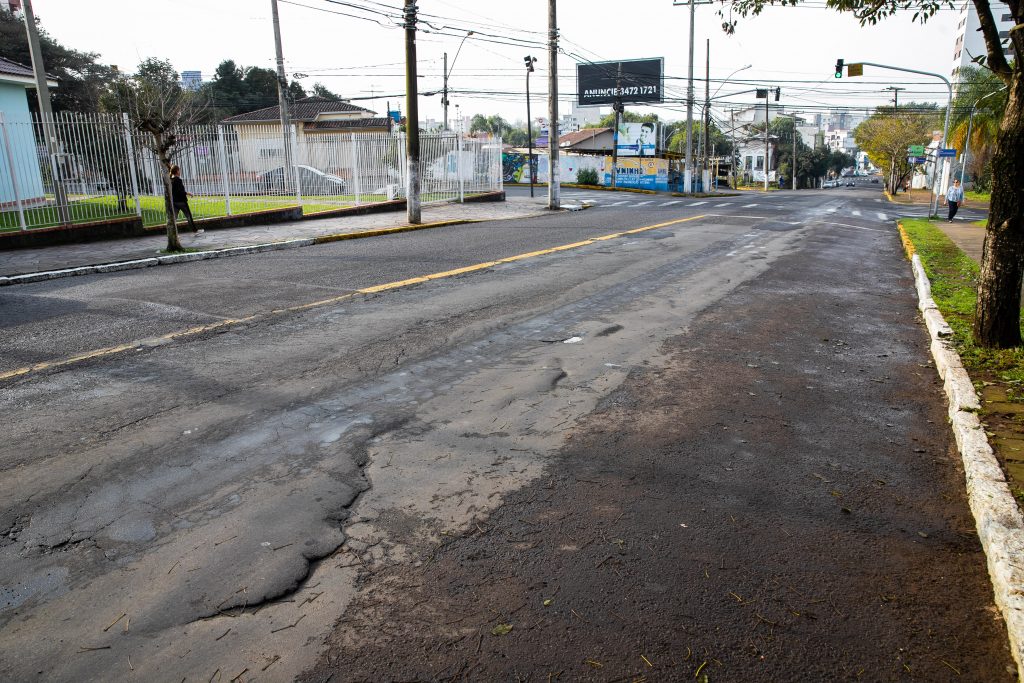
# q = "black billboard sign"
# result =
<box><xmin>577</xmin><ymin>58</ymin><xmax>664</xmax><ymax>106</ymax></box>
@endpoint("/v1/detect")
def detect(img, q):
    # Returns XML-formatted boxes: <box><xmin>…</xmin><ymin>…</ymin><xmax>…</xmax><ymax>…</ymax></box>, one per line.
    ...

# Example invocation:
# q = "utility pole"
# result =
<box><xmin>703</xmin><ymin>38</ymin><xmax>710</xmax><ymax>190</ymax></box>
<box><xmin>885</xmin><ymin>85</ymin><xmax>905</xmax><ymax>113</ymax></box>
<box><xmin>443</xmin><ymin>52</ymin><xmax>449</xmax><ymax>131</ymax></box>
<box><xmin>730</xmin><ymin>109</ymin><xmax>737</xmax><ymax>189</ymax></box>
<box><xmin>764</xmin><ymin>93</ymin><xmax>769</xmax><ymax>192</ymax></box>
<box><xmin>611</xmin><ymin>100</ymin><xmax>622</xmax><ymax>189</ymax></box>
<box><xmin>404</xmin><ymin>1</ymin><xmax>421</xmax><ymax>223</ymax></box>
<box><xmin>21</xmin><ymin>0</ymin><xmax>70</xmax><ymax>225</ymax></box>
<box><xmin>685</xmin><ymin>0</ymin><xmax>695</xmax><ymax>193</ymax></box>
<box><xmin>792</xmin><ymin>119</ymin><xmax>797</xmax><ymax>190</ymax></box>
<box><xmin>547</xmin><ymin>0</ymin><xmax>559</xmax><ymax>210</ymax></box>
<box><xmin>270</xmin><ymin>0</ymin><xmax>295</xmax><ymax>196</ymax></box>
<box><xmin>525</xmin><ymin>55</ymin><xmax>536</xmax><ymax>197</ymax></box>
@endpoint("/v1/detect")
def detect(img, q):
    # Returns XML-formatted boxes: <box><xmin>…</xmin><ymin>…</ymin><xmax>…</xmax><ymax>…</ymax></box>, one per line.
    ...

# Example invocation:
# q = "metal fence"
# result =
<box><xmin>0</xmin><ymin>111</ymin><xmax>502</xmax><ymax>232</ymax></box>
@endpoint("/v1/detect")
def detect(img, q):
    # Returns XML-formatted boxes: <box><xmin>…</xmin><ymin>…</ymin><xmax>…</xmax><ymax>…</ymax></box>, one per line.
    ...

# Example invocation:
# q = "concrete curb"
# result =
<box><xmin>899</xmin><ymin>222</ymin><xmax>1024</xmax><ymax>677</ymax></box>
<box><xmin>0</xmin><ymin>219</ymin><xmax>483</xmax><ymax>287</ymax></box>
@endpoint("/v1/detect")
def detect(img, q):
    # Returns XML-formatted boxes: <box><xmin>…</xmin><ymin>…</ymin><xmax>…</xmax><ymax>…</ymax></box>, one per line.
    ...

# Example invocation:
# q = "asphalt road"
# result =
<box><xmin>0</xmin><ymin>188</ymin><xmax>1011</xmax><ymax>681</ymax></box>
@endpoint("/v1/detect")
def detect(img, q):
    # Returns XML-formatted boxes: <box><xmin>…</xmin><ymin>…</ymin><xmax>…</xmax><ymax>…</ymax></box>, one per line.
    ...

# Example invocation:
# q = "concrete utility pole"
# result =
<box><xmin>443</xmin><ymin>52</ymin><xmax>449</xmax><ymax>131</ymax></box>
<box><xmin>270</xmin><ymin>0</ymin><xmax>295</xmax><ymax>195</ymax></box>
<box><xmin>21</xmin><ymin>0</ymin><xmax>70</xmax><ymax>225</ymax></box>
<box><xmin>703</xmin><ymin>38</ymin><xmax>710</xmax><ymax>189</ymax></box>
<box><xmin>525</xmin><ymin>55</ymin><xmax>536</xmax><ymax>197</ymax></box>
<box><xmin>404</xmin><ymin>2</ymin><xmax>421</xmax><ymax>223</ymax></box>
<box><xmin>764</xmin><ymin>94</ymin><xmax>769</xmax><ymax>192</ymax></box>
<box><xmin>685</xmin><ymin>0</ymin><xmax>695</xmax><ymax>193</ymax></box>
<box><xmin>547</xmin><ymin>0</ymin><xmax>559</xmax><ymax>210</ymax></box>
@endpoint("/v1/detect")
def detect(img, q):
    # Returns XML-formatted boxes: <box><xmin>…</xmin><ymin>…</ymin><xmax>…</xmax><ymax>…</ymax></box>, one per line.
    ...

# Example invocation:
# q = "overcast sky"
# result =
<box><xmin>31</xmin><ymin>0</ymin><xmax>960</xmax><ymax>127</ymax></box>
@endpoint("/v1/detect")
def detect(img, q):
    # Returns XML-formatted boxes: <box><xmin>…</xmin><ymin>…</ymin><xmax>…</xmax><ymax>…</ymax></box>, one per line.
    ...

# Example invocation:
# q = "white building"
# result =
<box><xmin>0</xmin><ymin>0</ymin><xmax>22</xmax><ymax>11</ymax></box>
<box><xmin>180</xmin><ymin>71</ymin><xmax>202</xmax><ymax>91</ymax></box>
<box><xmin>952</xmin><ymin>0</ymin><xmax>1015</xmax><ymax>81</ymax></box>
<box><xmin>559</xmin><ymin>103</ymin><xmax>602</xmax><ymax>134</ymax></box>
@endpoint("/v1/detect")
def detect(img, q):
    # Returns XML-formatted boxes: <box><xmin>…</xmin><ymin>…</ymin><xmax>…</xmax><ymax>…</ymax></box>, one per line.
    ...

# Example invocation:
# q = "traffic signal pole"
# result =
<box><xmin>838</xmin><ymin>60</ymin><xmax>951</xmax><ymax>217</ymax></box>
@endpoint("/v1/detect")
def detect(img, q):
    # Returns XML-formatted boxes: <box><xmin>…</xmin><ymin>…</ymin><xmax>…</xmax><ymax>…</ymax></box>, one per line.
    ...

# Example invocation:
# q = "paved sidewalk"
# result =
<box><xmin>937</xmin><ymin>220</ymin><xmax>986</xmax><ymax>263</ymax></box>
<box><xmin>0</xmin><ymin>196</ymin><xmax>549</xmax><ymax>277</ymax></box>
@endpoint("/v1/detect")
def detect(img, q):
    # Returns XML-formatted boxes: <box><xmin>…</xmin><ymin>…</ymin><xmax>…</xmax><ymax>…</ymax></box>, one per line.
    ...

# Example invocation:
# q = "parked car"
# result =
<box><xmin>258</xmin><ymin>165</ymin><xmax>347</xmax><ymax>195</ymax></box>
<box><xmin>871</xmin><ymin>178</ymin><xmax>880</xmax><ymax>184</ymax></box>
<box><xmin>846</xmin><ymin>181</ymin><xmax>855</xmax><ymax>187</ymax></box>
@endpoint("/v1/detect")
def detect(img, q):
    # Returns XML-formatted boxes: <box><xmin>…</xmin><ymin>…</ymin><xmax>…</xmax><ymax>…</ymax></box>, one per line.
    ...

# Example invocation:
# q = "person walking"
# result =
<box><xmin>944</xmin><ymin>178</ymin><xmax>965</xmax><ymax>223</ymax></box>
<box><xmin>169</xmin><ymin>165</ymin><xmax>201</xmax><ymax>233</ymax></box>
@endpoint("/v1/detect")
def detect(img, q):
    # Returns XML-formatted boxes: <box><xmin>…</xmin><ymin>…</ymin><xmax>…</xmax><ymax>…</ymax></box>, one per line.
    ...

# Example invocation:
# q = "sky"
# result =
<box><xmin>29</xmin><ymin>0</ymin><xmax>961</xmax><ymax>128</ymax></box>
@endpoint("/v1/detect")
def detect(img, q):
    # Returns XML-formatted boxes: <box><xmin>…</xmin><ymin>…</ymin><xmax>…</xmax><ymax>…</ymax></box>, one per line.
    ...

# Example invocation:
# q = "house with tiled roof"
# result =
<box><xmin>557</xmin><ymin>127</ymin><xmax>613</xmax><ymax>154</ymax></box>
<box><xmin>223</xmin><ymin>97</ymin><xmax>393</xmax><ymax>175</ymax></box>
<box><xmin>0</xmin><ymin>57</ymin><xmax>58</xmax><ymax>208</ymax></box>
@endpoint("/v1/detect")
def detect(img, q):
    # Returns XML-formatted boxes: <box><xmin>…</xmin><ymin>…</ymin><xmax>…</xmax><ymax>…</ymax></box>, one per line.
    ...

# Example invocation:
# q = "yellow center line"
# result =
<box><xmin>1</xmin><ymin>214</ymin><xmax>706</xmax><ymax>382</ymax></box>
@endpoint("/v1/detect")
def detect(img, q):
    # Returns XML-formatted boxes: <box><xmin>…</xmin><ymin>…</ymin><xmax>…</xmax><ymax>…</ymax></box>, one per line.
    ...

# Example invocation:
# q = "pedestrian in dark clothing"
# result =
<box><xmin>944</xmin><ymin>178</ymin><xmax>965</xmax><ymax>223</ymax></box>
<box><xmin>169</xmin><ymin>165</ymin><xmax>201</xmax><ymax>233</ymax></box>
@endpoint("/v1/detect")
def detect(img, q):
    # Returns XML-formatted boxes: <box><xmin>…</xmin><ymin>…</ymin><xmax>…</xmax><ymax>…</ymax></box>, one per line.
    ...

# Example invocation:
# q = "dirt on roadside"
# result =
<box><xmin>300</xmin><ymin>228</ymin><xmax>1015</xmax><ymax>682</ymax></box>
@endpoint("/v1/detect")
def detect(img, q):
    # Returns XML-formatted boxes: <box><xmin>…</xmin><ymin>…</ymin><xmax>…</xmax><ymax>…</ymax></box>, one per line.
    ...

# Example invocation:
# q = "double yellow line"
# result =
<box><xmin>1</xmin><ymin>214</ymin><xmax>705</xmax><ymax>382</ymax></box>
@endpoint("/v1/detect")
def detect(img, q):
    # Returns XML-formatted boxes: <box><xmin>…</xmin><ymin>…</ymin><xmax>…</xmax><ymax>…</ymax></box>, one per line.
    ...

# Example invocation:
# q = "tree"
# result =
<box><xmin>110</xmin><ymin>58</ymin><xmax>210</xmax><ymax>252</ymax></box>
<box><xmin>948</xmin><ymin>65</ymin><xmax>1008</xmax><ymax>190</ymax></box>
<box><xmin>0</xmin><ymin>8</ymin><xmax>116</xmax><ymax>112</ymax></box>
<box><xmin>854</xmin><ymin>107</ymin><xmax>938</xmax><ymax>194</ymax></box>
<box><xmin>311</xmin><ymin>83</ymin><xmax>342</xmax><ymax>100</ymax></box>
<box><xmin>723</xmin><ymin>0</ymin><xmax>1024</xmax><ymax>348</ymax></box>
<box><xmin>469</xmin><ymin>114</ymin><xmax>513</xmax><ymax>138</ymax></box>
<box><xmin>587</xmin><ymin>111</ymin><xmax>660</xmax><ymax>129</ymax></box>
<box><xmin>202</xmin><ymin>60</ymin><xmax>306</xmax><ymax>118</ymax></box>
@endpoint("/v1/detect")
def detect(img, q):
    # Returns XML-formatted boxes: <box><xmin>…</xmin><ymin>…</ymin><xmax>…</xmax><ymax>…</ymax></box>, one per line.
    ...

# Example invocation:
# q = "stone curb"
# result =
<box><xmin>899</xmin><ymin>222</ymin><xmax>1024</xmax><ymax>677</ymax></box>
<box><xmin>0</xmin><ymin>218</ymin><xmax>486</xmax><ymax>287</ymax></box>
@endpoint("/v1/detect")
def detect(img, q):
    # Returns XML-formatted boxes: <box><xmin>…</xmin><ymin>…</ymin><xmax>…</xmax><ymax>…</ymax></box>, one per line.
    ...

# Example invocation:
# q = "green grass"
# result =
<box><xmin>965</xmin><ymin>190</ymin><xmax>991</xmax><ymax>203</ymax></box>
<box><xmin>901</xmin><ymin>218</ymin><xmax>1024</xmax><ymax>390</ymax></box>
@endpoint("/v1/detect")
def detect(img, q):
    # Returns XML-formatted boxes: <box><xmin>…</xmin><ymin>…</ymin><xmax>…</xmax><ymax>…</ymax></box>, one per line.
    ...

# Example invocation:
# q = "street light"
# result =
<box><xmin>443</xmin><ymin>31</ymin><xmax>474</xmax><ymax>131</ymax></box>
<box><xmin>960</xmin><ymin>85</ymin><xmax>1007</xmax><ymax>184</ymax></box>
<box><xmin>524</xmin><ymin>55</ymin><xmax>538</xmax><ymax>197</ymax></box>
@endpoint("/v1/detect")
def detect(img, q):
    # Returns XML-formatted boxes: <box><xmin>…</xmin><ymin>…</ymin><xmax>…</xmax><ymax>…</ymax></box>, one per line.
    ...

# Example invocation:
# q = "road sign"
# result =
<box><xmin>908</xmin><ymin>156</ymin><xmax>927</xmax><ymax>164</ymax></box>
<box><xmin>908</xmin><ymin>145</ymin><xmax>925</xmax><ymax>156</ymax></box>
<box><xmin>938</xmin><ymin>148</ymin><xmax>957</xmax><ymax>158</ymax></box>
<box><xmin>847</xmin><ymin>63</ymin><xmax>864</xmax><ymax>77</ymax></box>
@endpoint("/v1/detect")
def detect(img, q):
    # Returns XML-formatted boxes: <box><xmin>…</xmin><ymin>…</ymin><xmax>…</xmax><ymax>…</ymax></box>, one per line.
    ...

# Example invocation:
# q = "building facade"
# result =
<box><xmin>952</xmin><ymin>0</ymin><xmax>1015</xmax><ymax>81</ymax></box>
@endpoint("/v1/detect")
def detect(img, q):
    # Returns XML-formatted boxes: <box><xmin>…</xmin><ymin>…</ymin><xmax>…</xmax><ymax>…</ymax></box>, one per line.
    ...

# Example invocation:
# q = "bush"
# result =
<box><xmin>576</xmin><ymin>168</ymin><xmax>599</xmax><ymax>186</ymax></box>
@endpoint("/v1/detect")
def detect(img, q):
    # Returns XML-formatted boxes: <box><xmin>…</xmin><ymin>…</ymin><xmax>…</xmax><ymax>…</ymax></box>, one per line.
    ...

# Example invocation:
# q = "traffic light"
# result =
<box><xmin>774</xmin><ymin>87</ymin><xmax>781</xmax><ymax>101</ymax></box>
<box><xmin>834</xmin><ymin>59</ymin><xmax>844</xmax><ymax>78</ymax></box>
<box><xmin>524</xmin><ymin>55</ymin><xmax>536</xmax><ymax>72</ymax></box>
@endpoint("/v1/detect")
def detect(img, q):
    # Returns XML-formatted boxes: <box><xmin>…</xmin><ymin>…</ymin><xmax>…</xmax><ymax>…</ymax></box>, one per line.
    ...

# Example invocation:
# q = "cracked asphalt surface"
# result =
<box><xmin>0</xmin><ymin>187</ymin><xmax>1013</xmax><ymax>681</ymax></box>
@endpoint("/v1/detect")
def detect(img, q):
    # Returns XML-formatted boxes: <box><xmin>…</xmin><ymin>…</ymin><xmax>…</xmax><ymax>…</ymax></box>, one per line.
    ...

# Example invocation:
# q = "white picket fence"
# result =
<box><xmin>0</xmin><ymin>111</ymin><xmax>503</xmax><ymax>232</ymax></box>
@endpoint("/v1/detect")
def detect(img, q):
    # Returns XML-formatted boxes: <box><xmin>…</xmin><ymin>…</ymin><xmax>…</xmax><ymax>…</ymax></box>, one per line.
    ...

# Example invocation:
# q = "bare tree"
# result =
<box><xmin>112</xmin><ymin>58</ymin><xmax>209</xmax><ymax>252</ymax></box>
<box><xmin>723</xmin><ymin>0</ymin><xmax>1023</xmax><ymax>348</ymax></box>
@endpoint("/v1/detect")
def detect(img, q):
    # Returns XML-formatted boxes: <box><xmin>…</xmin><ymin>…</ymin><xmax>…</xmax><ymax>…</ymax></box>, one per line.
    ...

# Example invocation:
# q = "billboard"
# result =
<box><xmin>603</xmin><ymin>157</ymin><xmax>669</xmax><ymax>191</ymax></box>
<box><xmin>577</xmin><ymin>58</ymin><xmax>664</xmax><ymax>106</ymax></box>
<box><xmin>616</xmin><ymin>122</ymin><xmax>658</xmax><ymax>157</ymax></box>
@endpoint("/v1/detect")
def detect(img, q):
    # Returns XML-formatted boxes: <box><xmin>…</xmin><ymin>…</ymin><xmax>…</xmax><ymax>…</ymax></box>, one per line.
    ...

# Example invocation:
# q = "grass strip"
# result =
<box><xmin>900</xmin><ymin>217</ymin><xmax>1024</xmax><ymax>503</ymax></box>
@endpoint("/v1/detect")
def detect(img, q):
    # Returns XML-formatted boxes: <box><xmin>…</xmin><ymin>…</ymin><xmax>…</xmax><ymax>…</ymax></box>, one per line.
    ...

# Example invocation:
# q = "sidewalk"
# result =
<box><xmin>937</xmin><ymin>220</ymin><xmax>986</xmax><ymax>263</ymax></box>
<box><xmin>0</xmin><ymin>196</ymin><xmax>549</xmax><ymax>278</ymax></box>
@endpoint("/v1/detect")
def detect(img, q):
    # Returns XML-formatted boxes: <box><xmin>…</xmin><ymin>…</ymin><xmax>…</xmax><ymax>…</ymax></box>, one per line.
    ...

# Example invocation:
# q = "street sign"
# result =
<box><xmin>908</xmin><ymin>156</ymin><xmax>927</xmax><ymax>164</ymax></box>
<box><xmin>908</xmin><ymin>145</ymin><xmax>925</xmax><ymax>156</ymax></box>
<box><xmin>847</xmin><ymin>63</ymin><xmax>864</xmax><ymax>77</ymax></box>
<box><xmin>938</xmin><ymin>148</ymin><xmax>957</xmax><ymax>158</ymax></box>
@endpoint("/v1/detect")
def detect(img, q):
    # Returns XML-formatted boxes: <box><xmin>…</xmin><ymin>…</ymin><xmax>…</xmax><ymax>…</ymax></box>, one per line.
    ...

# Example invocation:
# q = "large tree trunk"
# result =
<box><xmin>973</xmin><ymin>70</ymin><xmax>1024</xmax><ymax>347</ymax></box>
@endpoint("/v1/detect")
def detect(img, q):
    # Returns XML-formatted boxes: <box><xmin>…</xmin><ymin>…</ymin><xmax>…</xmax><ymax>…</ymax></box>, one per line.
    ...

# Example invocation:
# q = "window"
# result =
<box><xmin>756</xmin><ymin>155</ymin><xmax>764</xmax><ymax>171</ymax></box>
<box><xmin>1002</xmin><ymin>13</ymin><xmax>1012</xmax><ymax>21</ymax></box>
<box><xmin>745</xmin><ymin>155</ymin><xmax>753</xmax><ymax>170</ymax></box>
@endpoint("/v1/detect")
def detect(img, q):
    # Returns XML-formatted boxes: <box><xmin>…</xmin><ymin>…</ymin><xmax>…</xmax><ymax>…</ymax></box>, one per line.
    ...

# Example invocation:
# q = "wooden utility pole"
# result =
<box><xmin>404</xmin><ymin>2</ymin><xmax>421</xmax><ymax>223</ymax></box>
<box><xmin>547</xmin><ymin>0</ymin><xmax>559</xmax><ymax>209</ymax></box>
<box><xmin>21</xmin><ymin>0</ymin><xmax>70</xmax><ymax>225</ymax></box>
<box><xmin>270</xmin><ymin>0</ymin><xmax>295</xmax><ymax>195</ymax></box>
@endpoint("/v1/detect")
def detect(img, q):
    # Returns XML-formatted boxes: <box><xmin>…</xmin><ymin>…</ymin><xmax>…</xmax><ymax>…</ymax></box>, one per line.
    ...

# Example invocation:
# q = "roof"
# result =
<box><xmin>558</xmin><ymin>127</ymin><xmax>611</xmax><ymax>147</ymax></box>
<box><xmin>0</xmin><ymin>56</ymin><xmax>58</xmax><ymax>87</ymax></box>
<box><xmin>304</xmin><ymin>118</ymin><xmax>392</xmax><ymax>131</ymax></box>
<box><xmin>223</xmin><ymin>96</ymin><xmax>375</xmax><ymax>123</ymax></box>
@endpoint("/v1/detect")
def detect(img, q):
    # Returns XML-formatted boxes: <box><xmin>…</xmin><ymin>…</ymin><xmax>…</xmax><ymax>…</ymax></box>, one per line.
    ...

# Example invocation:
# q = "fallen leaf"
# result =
<box><xmin>491</xmin><ymin>623</ymin><xmax>513</xmax><ymax>636</ymax></box>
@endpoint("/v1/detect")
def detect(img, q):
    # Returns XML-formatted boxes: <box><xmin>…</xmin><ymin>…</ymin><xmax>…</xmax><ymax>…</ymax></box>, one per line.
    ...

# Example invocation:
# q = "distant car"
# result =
<box><xmin>871</xmin><ymin>178</ymin><xmax>880</xmax><ymax>184</ymax></box>
<box><xmin>258</xmin><ymin>165</ymin><xmax>347</xmax><ymax>194</ymax></box>
<box><xmin>846</xmin><ymin>181</ymin><xmax>855</xmax><ymax>187</ymax></box>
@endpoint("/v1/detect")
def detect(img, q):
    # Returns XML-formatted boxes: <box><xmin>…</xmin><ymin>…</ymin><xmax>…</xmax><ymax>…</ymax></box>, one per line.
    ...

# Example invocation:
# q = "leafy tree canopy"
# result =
<box><xmin>0</xmin><ymin>8</ymin><xmax>116</xmax><ymax>112</ymax></box>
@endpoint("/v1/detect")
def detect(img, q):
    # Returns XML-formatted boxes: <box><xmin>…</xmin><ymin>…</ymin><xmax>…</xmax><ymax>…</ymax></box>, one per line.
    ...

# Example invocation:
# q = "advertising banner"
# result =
<box><xmin>577</xmin><ymin>58</ymin><xmax>664</xmax><ymax>106</ymax></box>
<box><xmin>616</xmin><ymin>122</ymin><xmax>658</xmax><ymax>157</ymax></box>
<box><xmin>602</xmin><ymin>157</ymin><xmax>669</xmax><ymax>191</ymax></box>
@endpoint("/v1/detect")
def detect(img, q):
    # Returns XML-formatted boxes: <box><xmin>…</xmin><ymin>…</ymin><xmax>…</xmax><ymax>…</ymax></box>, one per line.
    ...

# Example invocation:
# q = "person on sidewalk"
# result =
<box><xmin>169</xmin><ymin>165</ymin><xmax>202</xmax><ymax>234</ymax></box>
<box><xmin>944</xmin><ymin>179</ymin><xmax>965</xmax><ymax>223</ymax></box>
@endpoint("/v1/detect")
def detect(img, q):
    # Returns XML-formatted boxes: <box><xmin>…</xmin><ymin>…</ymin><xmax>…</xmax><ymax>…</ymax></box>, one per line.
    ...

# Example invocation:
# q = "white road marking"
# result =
<box><xmin>690</xmin><ymin>201</ymin><xmax>707</xmax><ymax>206</ymax></box>
<box><xmin>815</xmin><ymin>221</ymin><xmax>889</xmax><ymax>232</ymax></box>
<box><xmin>631</xmin><ymin>201</ymin><xmax>653</xmax><ymax>206</ymax></box>
<box><xmin>742</xmin><ymin>203</ymin><xmax>758</xmax><ymax>208</ymax></box>
<box><xmin>715</xmin><ymin>203</ymin><xmax>730</xmax><ymax>207</ymax></box>
<box><xmin>852</xmin><ymin>210</ymin><xmax>861</xmax><ymax>217</ymax></box>
<box><xmin>877</xmin><ymin>212</ymin><xmax>888</xmax><ymax>220</ymax></box>
<box><xmin>608</xmin><ymin>200</ymin><xmax>630</xmax><ymax>206</ymax></box>
<box><xmin>662</xmin><ymin>200</ymin><xmax>684</xmax><ymax>205</ymax></box>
